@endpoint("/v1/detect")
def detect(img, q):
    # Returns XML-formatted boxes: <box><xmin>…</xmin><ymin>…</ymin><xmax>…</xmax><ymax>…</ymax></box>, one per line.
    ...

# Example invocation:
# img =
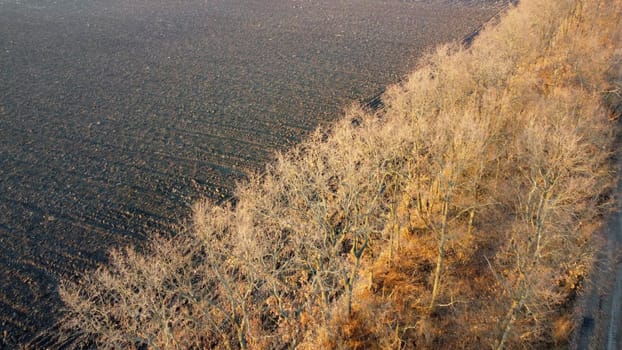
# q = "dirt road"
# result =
<box><xmin>576</xmin><ymin>158</ymin><xmax>622</xmax><ymax>349</ymax></box>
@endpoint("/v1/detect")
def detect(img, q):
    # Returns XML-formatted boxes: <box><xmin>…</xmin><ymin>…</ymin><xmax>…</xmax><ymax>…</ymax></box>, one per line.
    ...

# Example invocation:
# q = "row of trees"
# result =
<box><xmin>60</xmin><ymin>0</ymin><xmax>621</xmax><ymax>348</ymax></box>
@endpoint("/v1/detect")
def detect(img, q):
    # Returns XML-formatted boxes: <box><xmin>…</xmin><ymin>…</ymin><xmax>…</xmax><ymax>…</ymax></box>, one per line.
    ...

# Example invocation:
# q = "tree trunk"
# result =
<box><xmin>429</xmin><ymin>199</ymin><xmax>449</xmax><ymax>312</ymax></box>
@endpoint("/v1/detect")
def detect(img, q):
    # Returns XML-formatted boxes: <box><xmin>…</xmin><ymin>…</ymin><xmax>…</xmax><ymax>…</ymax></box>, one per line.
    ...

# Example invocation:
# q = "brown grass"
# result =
<box><xmin>60</xmin><ymin>0</ymin><xmax>622</xmax><ymax>348</ymax></box>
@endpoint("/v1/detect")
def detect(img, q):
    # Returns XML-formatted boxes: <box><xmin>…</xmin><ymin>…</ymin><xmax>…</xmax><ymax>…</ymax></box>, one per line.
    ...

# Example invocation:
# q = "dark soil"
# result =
<box><xmin>0</xmin><ymin>0</ymin><xmax>503</xmax><ymax>346</ymax></box>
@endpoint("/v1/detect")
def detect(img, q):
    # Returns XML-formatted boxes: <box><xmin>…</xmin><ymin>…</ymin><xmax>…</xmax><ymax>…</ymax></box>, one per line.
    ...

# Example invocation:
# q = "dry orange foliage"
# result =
<box><xmin>60</xmin><ymin>0</ymin><xmax>622</xmax><ymax>348</ymax></box>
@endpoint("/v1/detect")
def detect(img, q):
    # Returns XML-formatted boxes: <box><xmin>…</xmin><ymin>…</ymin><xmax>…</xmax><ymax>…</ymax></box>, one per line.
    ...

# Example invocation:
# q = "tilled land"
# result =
<box><xmin>0</xmin><ymin>0</ymin><xmax>502</xmax><ymax>345</ymax></box>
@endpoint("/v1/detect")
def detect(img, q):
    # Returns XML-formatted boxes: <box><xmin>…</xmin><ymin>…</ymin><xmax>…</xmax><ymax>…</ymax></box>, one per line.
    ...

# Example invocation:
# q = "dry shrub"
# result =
<box><xmin>60</xmin><ymin>0</ymin><xmax>622</xmax><ymax>348</ymax></box>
